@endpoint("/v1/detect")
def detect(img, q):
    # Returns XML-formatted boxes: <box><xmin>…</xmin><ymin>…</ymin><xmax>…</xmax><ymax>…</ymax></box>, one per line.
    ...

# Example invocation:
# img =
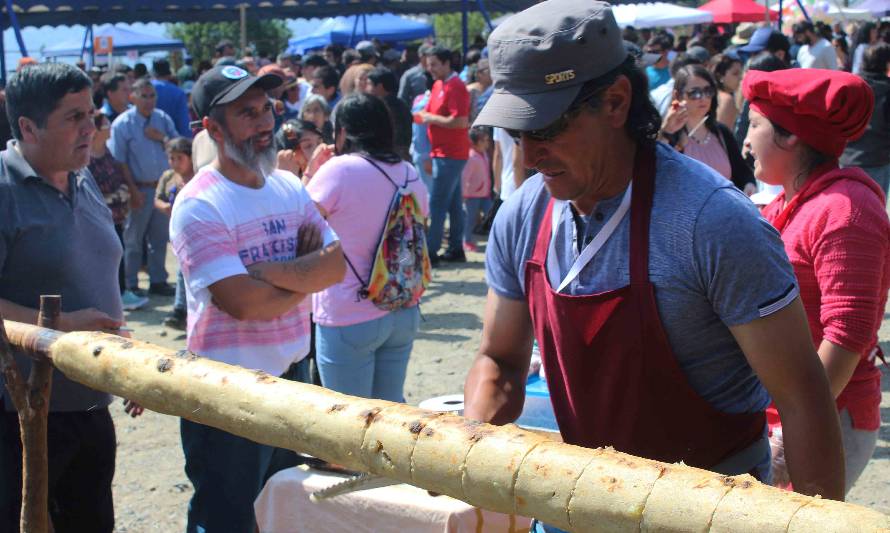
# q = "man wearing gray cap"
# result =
<box><xmin>462</xmin><ymin>1</ymin><xmax>844</xmax><ymax>525</ymax></box>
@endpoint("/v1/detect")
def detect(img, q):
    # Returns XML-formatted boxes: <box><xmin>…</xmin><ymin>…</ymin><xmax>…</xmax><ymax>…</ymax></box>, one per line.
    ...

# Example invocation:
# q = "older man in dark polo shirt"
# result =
<box><xmin>0</xmin><ymin>63</ymin><xmax>142</xmax><ymax>533</ymax></box>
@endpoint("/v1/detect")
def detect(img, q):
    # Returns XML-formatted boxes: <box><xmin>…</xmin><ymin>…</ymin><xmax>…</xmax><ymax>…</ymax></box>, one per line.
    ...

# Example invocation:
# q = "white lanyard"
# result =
<box><xmin>546</xmin><ymin>183</ymin><xmax>633</xmax><ymax>293</ymax></box>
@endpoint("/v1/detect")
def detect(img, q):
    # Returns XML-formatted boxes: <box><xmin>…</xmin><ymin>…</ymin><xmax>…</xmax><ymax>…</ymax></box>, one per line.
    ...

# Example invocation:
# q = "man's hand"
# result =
<box><xmin>415</xmin><ymin>111</ymin><xmax>432</xmax><ymax>124</ymax></box>
<box><xmin>58</xmin><ymin>308</ymin><xmax>122</xmax><ymax>332</ymax></box>
<box><xmin>297</xmin><ymin>223</ymin><xmax>323</xmax><ymax>256</ymax></box>
<box><xmin>423</xmin><ymin>159</ymin><xmax>433</xmax><ymax>177</ymax></box>
<box><xmin>130</xmin><ymin>188</ymin><xmax>146</xmax><ymax>210</ymax></box>
<box><xmin>144</xmin><ymin>125</ymin><xmax>166</xmax><ymax>143</ymax></box>
<box><xmin>123</xmin><ymin>398</ymin><xmax>145</xmax><ymax>418</ymax></box>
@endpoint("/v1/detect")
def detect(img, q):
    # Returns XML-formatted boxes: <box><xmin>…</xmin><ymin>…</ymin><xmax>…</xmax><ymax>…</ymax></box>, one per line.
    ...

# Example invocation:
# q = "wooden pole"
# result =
<box><xmin>239</xmin><ymin>5</ymin><xmax>247</xmax><ymax>54</ymax></box>
<box><xmin>0</xmin><ymin>295</ymin><xmax>60</xmax><ymax>533</ymax></box>
<box><xmin>3</xmin><ymin>322</ymin><xmax>888</xmax><ymax>532</ymax></box>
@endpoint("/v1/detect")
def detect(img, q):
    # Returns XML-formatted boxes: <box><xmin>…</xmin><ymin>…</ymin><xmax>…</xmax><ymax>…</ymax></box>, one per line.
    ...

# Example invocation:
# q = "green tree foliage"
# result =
<box><xmin>432</xmin><ymin>12</ymin><xmax>495</xmax><ymax>51</ymax></box>
<box><xmin>167</xmin><ymin>19</ymin><xmax>291</xmax><ymax>65</ymax></box>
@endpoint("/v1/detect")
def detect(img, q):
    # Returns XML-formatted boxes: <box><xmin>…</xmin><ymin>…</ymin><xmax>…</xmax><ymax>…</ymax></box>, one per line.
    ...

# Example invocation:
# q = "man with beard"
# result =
<box><xmin>169</xmin><ymin>65</ymin><xmax>345</xmax><ymax>533</ymax></box>
<box><xmin>793</xmin><ymin>21</ymin><xmax>838</xmax><ymax>70</ymax></box>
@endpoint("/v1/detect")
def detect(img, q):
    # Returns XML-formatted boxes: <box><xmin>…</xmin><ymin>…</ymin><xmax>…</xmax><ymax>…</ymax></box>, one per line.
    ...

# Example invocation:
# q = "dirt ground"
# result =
<box><xmin>108</xmin><ymin>243</ymin><xmax>890</xmax><ymax>531</ymax></box>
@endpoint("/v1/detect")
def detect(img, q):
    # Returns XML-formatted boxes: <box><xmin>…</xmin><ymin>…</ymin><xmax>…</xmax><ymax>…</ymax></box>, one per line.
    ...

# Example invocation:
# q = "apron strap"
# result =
<box><xmin>531</xmin><ymin>199</ymin><xmax>556</xmax><ymax>265</ymax></box>
<box><xmin>629</xmin><ymin>145</ymin><xmax>657</xmax><ymax>285</ymax></box>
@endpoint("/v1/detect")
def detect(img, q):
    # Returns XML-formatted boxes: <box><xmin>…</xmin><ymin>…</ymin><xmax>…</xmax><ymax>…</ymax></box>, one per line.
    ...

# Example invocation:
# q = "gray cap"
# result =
<box><xmin>474</xmin><ymin>0</ymin><xmax>627</xmax><ymax>131</ymax></box>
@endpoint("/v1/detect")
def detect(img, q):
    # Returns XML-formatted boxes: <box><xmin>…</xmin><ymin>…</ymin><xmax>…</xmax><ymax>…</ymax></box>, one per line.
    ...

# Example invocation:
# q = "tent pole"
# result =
<box><xmin>239</xmin><ymin>5</ymin><xmax>247</xmax><ymax>52</ymax></box>
<box><xmin>80</xmin><ymin>25</ymin><xmax>89</xmax><ymax>60</ymax></box>
<box><xmin>476</xmin><ymin>0</ymin><xmax>494</xmax><ymax>31</ymax></box>
<box><xmin>461</xmin><ymin>0</ymin><xmax>469</xmax><ymax>58</ymax></box>
<box><xmin>795</xmin><ymin>0</ymin><xmax>811</xmax><ymax>20</ymax></box>
<box><xmin>1</xmin><ymin>24</ymin><xmax>7</xmax><ymax>86</ymax></box>
<box><xmin>362</xmin><ymin>13</ymin><xmax>367</xmax><ymax>40</ymax></box>
<box><xmin>89</xmin><ymin>25</ymin><xmax>95</xmax><ymax>67</ymax></box>
<box><xmin>349</xmin><ymin>15</ymin><xmax>359</xmax><ymax>48</ymax></box>
<box><xmin>778</xmin><ymin>0</ymin><xmax>783</xmax><ymax>30</ymax></box>
<box><xmin>4</xmin><ymin>0</ymin><xmax>27</xmax><ymax>58</ymax></box>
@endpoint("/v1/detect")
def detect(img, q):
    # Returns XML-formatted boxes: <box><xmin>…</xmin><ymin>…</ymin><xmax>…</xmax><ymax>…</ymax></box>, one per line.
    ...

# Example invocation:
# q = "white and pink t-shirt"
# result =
<box><xmin>306</xmin><ymin>154</ymin><xmax>429</xmax><ymax>327</ymax></box>
<box><xmin>170</xmin><ymin>166</ymin><xmax>336</xmax><ymax>375</ymax></box>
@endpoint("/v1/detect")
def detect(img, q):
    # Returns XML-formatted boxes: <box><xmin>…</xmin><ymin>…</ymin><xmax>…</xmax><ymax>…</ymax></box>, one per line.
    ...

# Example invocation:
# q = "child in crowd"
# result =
<box><xmin>461</xmin><ymin>126</ymin><xmax>492</xmax><ymax>253</ymax></box>
<box><xmin>155</xmin><ymin>137</ymin><xmax>194</xmax><ymax>330</ymax></box>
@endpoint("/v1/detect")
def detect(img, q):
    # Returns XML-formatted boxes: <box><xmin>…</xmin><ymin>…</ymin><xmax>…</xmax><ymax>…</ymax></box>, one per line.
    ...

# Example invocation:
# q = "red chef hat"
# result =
<box><xmin>742</xmin><ymin>69</ymin><xmax>874</xmax><ymax>158</ymax></box>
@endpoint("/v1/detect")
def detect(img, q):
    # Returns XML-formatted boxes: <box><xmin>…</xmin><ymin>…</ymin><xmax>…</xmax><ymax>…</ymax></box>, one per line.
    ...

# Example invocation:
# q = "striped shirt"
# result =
<box><xmin>170</xmin><ymin>166</ymin><xmax>335</xmax><ymax>375</ymax></box>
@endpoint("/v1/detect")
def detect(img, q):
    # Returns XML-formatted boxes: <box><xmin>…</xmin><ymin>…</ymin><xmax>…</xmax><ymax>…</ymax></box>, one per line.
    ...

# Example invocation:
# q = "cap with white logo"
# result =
<box><xmin>191</xmin><ymin>64</ymin><xmax>283</xmax><ymax>119</ymax></box>
<box><xmin>474</xmin><ymin>0</ymin><xmax>628</xmax><ymax>131</ymax></box>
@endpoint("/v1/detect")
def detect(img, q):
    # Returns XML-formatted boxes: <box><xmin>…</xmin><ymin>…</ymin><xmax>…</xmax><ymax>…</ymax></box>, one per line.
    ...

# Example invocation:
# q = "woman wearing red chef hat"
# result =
<box><xmin>743</xmin><ymin>68</ymin><xmax>890</xmax><ymax>495</ymax></box>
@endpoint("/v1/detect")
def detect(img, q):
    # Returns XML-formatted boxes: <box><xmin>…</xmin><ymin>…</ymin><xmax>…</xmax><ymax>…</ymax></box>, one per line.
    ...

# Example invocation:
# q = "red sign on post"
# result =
<box><xmin>93</xmin><ymin>36</ymin><xmax>113</xmax><ymax>55</ymax></box>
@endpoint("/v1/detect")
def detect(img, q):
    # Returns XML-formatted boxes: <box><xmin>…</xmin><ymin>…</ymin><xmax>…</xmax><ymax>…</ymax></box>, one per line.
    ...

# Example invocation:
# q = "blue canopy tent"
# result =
<box><xmin>287</xmin><ymin>13</ymin><xmax>433</xmax><ymax>55</ymax></box>
<box><xmin>42</xmin><ymin>24</ymin><xmax>184</xmax><ymax>58</ymax></box>
<box><xmin>0</xmin><ymin>0</ymin><xmax>533</xmax><ymax>81</ymax></box>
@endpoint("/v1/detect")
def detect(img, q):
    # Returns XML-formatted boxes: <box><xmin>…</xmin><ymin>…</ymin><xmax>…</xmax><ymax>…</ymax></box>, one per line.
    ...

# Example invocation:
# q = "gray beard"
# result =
<box><xmin>223</xmin><ymin>131</ymin><xmax>278</xmax><ymax>177</ymax></box>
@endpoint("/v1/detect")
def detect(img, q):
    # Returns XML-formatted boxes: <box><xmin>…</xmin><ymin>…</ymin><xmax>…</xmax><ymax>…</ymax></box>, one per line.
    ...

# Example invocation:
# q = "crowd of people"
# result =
<box><xmin>1</xmin><ymin>2</ymin><xmax>890</xmax><ymax>532</ymax></box>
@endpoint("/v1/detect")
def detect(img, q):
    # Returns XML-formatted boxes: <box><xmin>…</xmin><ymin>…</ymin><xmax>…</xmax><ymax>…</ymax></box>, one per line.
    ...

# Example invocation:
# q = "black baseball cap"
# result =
<box><xmin>191</xmin><ymin>65</ymin><xmax>282</xmax><ymax>119</ymax></box>
<box><xmin>474</xmin><ymin>0</ymin><xmax>627</xmax><ymax>131</ymax></box>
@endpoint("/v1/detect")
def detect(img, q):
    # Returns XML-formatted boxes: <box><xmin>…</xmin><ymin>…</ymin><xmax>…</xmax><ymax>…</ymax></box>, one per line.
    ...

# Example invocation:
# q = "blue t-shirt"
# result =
<box><xmin>152</xmin><ymin>79</ymin><xmax>192</xmax><ymax>138</ymax></box>
<box><xmin>646</xmin><ymin>65</ymin><xmax>671</xmax><ymax>91</ymax></box>
<box><xmin>486</xmin><ymin>143</ymin><xmax>799</xmax><ymax>417</ymax></box>
<box><xmin>107</xmin><ymin>107</ymin><xmax>178</xmax><ymax>186</ymax></box>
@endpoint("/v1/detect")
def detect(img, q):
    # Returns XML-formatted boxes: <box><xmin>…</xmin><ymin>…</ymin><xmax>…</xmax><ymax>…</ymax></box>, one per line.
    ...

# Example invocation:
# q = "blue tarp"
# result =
<box><xmin>42</xmin><ymin>24</ymin><xmax>184</xmax><ymax>57</ymax></box>
<box><xmin>287</xmin><ymin>13</ymin><xmax>433</xmax><ymax>55</ymax></box>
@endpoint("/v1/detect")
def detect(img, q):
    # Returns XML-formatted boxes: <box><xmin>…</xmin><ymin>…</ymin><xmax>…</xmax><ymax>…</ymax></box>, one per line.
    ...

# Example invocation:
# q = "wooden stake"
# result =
<box><xmin>0</xmin><ymin>295</ymin><xmax>60</xmax><ymax>533</ymax></box>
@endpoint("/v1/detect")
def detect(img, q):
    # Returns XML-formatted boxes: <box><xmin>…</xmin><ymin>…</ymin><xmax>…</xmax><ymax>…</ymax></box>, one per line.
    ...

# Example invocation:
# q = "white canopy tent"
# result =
<box><xmin>771</xmin><ymin>1</ymin><xmax>874</xmax><ymax>21</ymax></box>
<box><xmin>612</xmin><ymin>2</ymin><xmax>715</xmax><ymax>28</ymax></box>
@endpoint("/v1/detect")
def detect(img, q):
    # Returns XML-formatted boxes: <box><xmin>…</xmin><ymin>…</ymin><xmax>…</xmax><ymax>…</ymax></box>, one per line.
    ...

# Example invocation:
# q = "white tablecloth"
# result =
<box><xmin>255</xmin><ymin>466</ymin><xmax>532</xmax><ymax>533</ymax></box>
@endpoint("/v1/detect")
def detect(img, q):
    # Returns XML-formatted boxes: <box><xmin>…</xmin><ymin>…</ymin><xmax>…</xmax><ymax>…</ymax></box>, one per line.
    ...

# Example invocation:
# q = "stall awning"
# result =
<box><xmin>42</xmin><ymin>24</ymin><xmax>184</xmax><ymax>57</ymax></box>
<box><xmin>287</xmin><ymin>13</ymin><xmax>433</xmax><ymax>54</ymax></box>
<box><xmin>613</xmin><ymin>2</ymin><xmax>715</xmax><ymax>28</ymax></box>
<box><xmin>698</xmin><ymin>0</ymin><xmax>778</xmax><ymax>23</ymax></box>
<box><xmin>1</xmin><ymin>0</ymin><xmax>533</xmax><ymax>28</ymax></box>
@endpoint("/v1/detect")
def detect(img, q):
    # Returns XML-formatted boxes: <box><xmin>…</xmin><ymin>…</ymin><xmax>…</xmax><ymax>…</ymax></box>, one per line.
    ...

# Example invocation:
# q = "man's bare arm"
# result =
<box><xmin>463</xmin><ymin>289</ymin><xmax>535</xmax><ymax>424</ymax></box>
<box><xmin>208</xmin><ymin>276</ymin><xmax>305</xmax><ymax>321</ymax></box>
<box><xmin>420</xmin><ymin>112</ymin><xmax>469</xmax><ymax>129</ymax></box>
<box><xmin>0</xmin><ymin>298</ymin><xmax>121</xmax><ymax>332</ymax></box>
<box><xmin>729</xmin><ymin>297</ymin><xmax>845</xmax><ymax>500</ymax></box>
<box><xmin>247</xmin><ymin>240</ymin><xmax>345</xmax><ymax>294</ymax></box>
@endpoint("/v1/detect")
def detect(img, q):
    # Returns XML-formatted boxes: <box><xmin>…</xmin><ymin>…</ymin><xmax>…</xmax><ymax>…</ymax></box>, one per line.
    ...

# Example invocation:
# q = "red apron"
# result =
<box><xmin>524</xmin><ymin>146</ymin><xmax>765</xmax><ymax>469</ymax></box>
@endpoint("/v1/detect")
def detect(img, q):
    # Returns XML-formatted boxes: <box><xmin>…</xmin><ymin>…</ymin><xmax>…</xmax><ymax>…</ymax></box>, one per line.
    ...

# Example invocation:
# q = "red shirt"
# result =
<box><xmin>425</xmin><ymin>74</ymin><xmax>470</xmax><ymax>160</ymax></box>
<box><xmin>762</xmin><ymin>164</ymin><xmax>890</xmax><ymax>431</ymax></box>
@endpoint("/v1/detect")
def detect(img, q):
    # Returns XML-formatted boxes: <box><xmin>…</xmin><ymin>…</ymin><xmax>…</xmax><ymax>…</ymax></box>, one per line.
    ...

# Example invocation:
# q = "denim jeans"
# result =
<box><xmin>428</xmin><ymin>157</ymin><xmax>467</xmax><ymax>256</ymax></box>
<box><xmin>174</xmin><ymin>270</ymin><xmax>186</xmax><ymax>311</ymax></box>
<box><xmin>413</xmin><ymin>154</ymin><xmax>433</xmax><ymax>193</ymax></box>
<box><xmin>124</xmin><ymin>185</ymin><xmax>169</xmax><ymax>289</ymax></box>
<box><xmin>181</xmin><ymin>358</ymin><xmax>311</xmax><ymax>533</ymax></box>
<box><xmin>463</xmin><ymin>197</ymin><xmax>492</xmax><ymax>245</ymax></box>
<box><xmin>316</xmin><ymin>306</ymin><xmax>420</xmax><ymax>402</ymax></box>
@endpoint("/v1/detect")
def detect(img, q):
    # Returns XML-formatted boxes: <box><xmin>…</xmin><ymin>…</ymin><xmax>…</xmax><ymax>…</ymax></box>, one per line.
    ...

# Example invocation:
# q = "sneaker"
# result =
<box><xmin>441</xmin><ymin>249</ymin><xmax>467</xmax><ymax>263</ymax></box>
<box><xmin>149</xmin><ymin>283</ymin><xmax>176</xmax><ymax>297</ymax></box>
<box><xmin>163</xmin><ymin>308</ymin><xmax>187</xmax><ymax>331</ymax></box>
<box><xmin>121</xmin><ymin>290</ymin><xmax>149</xmax><ymax>311</ymax></box>
<box><xmin>429</xmin><ymin>253</ymin><xmax>441</xmax><ymax>268</ymax></box>
<box><xmin>463</xmin><ymin>242</ymin><xmax>478</xmax><ymax>253</ymax></box>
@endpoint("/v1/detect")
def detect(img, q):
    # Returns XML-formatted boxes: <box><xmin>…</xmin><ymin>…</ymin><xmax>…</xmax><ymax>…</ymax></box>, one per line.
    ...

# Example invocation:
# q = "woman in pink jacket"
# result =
<box><xmin>743</xmin><ymin>68</ymin><xmax>890</xmax><ymax>493</ymax></box>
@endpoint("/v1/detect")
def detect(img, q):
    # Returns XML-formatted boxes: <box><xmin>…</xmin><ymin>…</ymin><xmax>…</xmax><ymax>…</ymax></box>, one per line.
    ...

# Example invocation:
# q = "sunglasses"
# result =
<box><xmin>506</xmin><ymin>85</ymin><xmax>605</xmax><ymax>142</ymax></box>
<box><xmin>683</xmin><ymin>87</ymin><xmax>715</xmax><ymax>101</ymax></box>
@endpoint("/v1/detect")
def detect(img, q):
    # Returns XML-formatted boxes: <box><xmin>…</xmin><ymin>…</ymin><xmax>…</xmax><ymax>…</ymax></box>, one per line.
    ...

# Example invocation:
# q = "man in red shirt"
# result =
<box><xmin>417</xmin><ymin>46</ymin><xmax>471</xmax><ymax>265</ymax></box>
